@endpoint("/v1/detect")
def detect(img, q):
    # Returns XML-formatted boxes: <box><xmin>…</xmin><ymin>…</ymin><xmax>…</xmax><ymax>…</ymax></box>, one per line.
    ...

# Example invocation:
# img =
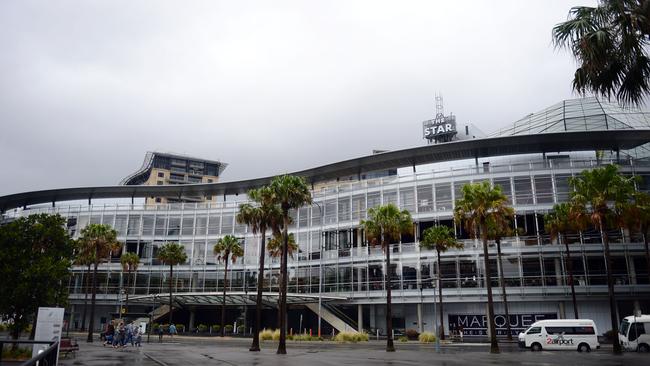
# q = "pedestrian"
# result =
<box><xmin>125</xmin><ymin>322</ymin><xmax>134</xmax><ymax>346</ymax></box>
<box><xmin>458</xmin><ymin>324</ymin><xmax>464</xmax><ymax>342</ymax></box>
<box><xmin>169</xmin><ymin>323</ymin><xmax>177</xmax><ymax>339</ymax></box>
<box><xmin>116</xmin><ymin>322</ymin><xmax>126</xmax><ymax>348</ymax></box>
<box><xmin>133</xmin><ymin>326</ymin><xmax>142</xmax><ymax>347</ymax></box>
<box><xmin>103</xmin><ymin>322</ymin><xmax>115</xmax><ymax>347</ymax></box>
<box><xmin>157</xmin><ymin>325</ymin><xmax>164</xmax><ymax>343</ymax></box>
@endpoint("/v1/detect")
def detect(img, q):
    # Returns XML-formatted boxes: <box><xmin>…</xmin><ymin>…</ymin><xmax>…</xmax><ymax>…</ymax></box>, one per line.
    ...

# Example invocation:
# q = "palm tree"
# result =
<box><xmin>485</xmin><ymin>210</ymin><xmax>514</xmax><ymax>341</ymax></box>
<box><xmin>267</xmin><ymin>233</ymin><xmax>298</xmax><ymax>258</ymax></box>
<box><xmin>237</xmin><ymin>186</ymin><xmax>282</xmax><ymax>351</ymax></box>
<box><xmin>454</xmin><ymin>181</ymin><xmax>510</xmax><ymax>354</ymax></box>
<box><xmin>619</xmin><ymin>191</ymin><xmax>650</xmax><ymax>285</ymax></box>
<box><xmin>552</xmin><ymin>1</ymin><xmax>650</xmax><ymax>106</ymax></box>
<box><xmin>120</xmin><ymin>252</ymin><xmax>140</xmax><ymax>315</ymax></box>
<box><xmin>268</xmin><ymin>175</ymin><xmax>312</xmax><ymax>355</ymax></box>
<box><xmin>74</xmin><ymin>238</ymin><xmax>94</xmax><ymax>332</ymax></box>
<box><xmin>214</xmin><ymin>235</ymin><xmax>244</xmax><ymax>337</ymax></box>
<box><xmin>545</xmin><ymin>203</ymin><xmax>588</xmax><ymax>319</ymax></box>
<box><xmin>570</xmin><ymin>165</ymin><xmax>635</xmax><ymax>354</ymax></box>
<box><xmin>361</xmin><ymin>204</ymin><xmax>412</xmax><ymax>352</ymax></box>
<box><xmin>78</xmin><ymin>224</ymin><xmax>121</xmax><ymax>342</ymax></box>
<box><xmin>419</xmin><ymin>225</ymin><xmax>463</xmax><ymax>341</ymax></box>
<box><xmin>157</xmin><ymin>242</ymin><xmax>188</xmax><ymax>327</ymax></box>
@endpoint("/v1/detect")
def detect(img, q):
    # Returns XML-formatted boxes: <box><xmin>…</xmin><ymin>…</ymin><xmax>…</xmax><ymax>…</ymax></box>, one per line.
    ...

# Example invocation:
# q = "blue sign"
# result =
<box><xmin>448</xmin><ymin>313</ymin><xmax>557</xmax><ymax>336</ymax></box>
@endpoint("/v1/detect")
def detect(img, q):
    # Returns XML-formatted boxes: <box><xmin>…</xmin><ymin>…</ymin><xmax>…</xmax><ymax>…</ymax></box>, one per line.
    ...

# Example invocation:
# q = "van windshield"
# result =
<box><xmin>620</xmin><ymin>320</ymin><xmax>630</xmax><ymax>336</ymax></box>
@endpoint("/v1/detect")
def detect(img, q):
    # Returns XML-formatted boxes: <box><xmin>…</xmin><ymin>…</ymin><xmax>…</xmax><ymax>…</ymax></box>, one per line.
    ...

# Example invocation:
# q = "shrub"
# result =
<box><xmin>1</xmin><ymin>346</ymin><xmax>31</xmax><ymax>360</ymax></box>
<box><xmin>271</xmin><ymin>329</ymin><xmax>281</xmax><ymax>341</ymax></box>
<box><xmin>0</xmin><ymin>323</ymin><xmax>7</xmax><ymax>332</ymax></box>
<box><xmin>197</xmin><ymin>324</ymin><xmax>208</xmax><ymax>332</ymax></box>
<box><xmin>259</xmin><ymin>329</ymin><xmax>274</xmax><ymax>341</ymax></box>
<box><xmin>287</xmin><ymin>334</ymin><xmax>294</xmax><ymax>340</ymax></box>
<box><xmin>152</xmin><ymin>322</ymin><xmax>160</xmax><ymax>331</ymax></box>
<box><xmin>237</xmin><ymin>325</ymin><xmax>245</xmax><ymax>334</ymax></box>
<box><xmin>176</xmin><ymin>324</ymin><xmax>185</xmax><ymax>332</ymax></box>
<box><xmin>398</xmin><ymin>336</ymin><xmax>408</xmax><ymax>342</ymax></box>
<box><xmin>211</xmin><ymin>325</ymin><xmax>221</xmax><ymax>333</ymax></box>
<box><xmin>333</xmin><ymin>331</ymin><xmax>369</xmax><ymax>343</ymax></box>
<box><xmin>418</xmin><ymin>332</ymin><xmax>437</xmax><ymax>343</ymax></box>
<box><xmin>405</xmin><ymin>328</ymin><xmax>419</xmax><ymax>340</ymax></box>
<box><xmin>224</xmin><ymin>324</ymin><xmax>233</xmax><ymax>333</ymax></box>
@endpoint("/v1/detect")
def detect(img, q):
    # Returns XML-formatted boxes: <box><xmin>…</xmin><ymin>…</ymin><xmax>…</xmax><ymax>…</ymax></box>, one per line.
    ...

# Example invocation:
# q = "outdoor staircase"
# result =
<box><xmin>305</xmin><ymin>303</ymin><xmax>358</xmax><ymax>333</ymax></box>
<box><xmin>149</xmin><ymin>304</ymin><xmax>171</xmax><ymax>322</ymax></box>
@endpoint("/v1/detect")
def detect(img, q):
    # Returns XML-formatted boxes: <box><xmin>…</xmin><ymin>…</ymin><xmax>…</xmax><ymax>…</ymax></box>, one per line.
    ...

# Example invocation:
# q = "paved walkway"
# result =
<box><xmin>59</xmin><ymin>336</ymin><xmax>650</xmax><ymax>366</ymax></box>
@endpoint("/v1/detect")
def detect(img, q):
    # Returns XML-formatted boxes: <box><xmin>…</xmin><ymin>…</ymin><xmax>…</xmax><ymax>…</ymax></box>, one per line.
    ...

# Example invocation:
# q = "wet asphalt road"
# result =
<box><xmin>59</xmin><ymin>336</ymin><xmax>649</xmax><ymax>366</ymax></box>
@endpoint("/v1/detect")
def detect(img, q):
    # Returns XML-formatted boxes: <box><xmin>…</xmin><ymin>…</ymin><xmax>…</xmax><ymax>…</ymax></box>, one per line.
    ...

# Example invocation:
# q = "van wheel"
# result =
<box><xmin>638</xmin><ymin>343</ymin><xmax>650</xmax><ymax>353</ymax></box>
<box><xmin>531</xmin><ymin>343</ymin><xmax>542</xmax><ymax>352</ymax></box>
<box><xmin>578</xmin><ymin>343</ymin><xmax>590</xmax><ymax>353</ymax></box>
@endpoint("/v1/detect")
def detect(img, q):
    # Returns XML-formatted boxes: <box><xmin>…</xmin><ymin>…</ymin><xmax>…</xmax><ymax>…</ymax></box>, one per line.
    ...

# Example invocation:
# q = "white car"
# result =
<box><xmin>518</xmin><ymin>319</ymin><xmax>599</xmax><ymax>352</ymax></box>
<box><xmin>619</xmin><ymin>315</ymin><xmax>650</xmax><ymax>352</ymax></box>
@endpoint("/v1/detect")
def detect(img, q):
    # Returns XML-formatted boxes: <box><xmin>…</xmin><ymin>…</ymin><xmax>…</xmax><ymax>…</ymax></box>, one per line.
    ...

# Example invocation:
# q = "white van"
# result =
<box><xmin>518</xmin><ymin>319</ymin><xmax>599</xmax><ymax>352</ymax></box>
<box><xmin>619</xmin><ymin>315</ymin><xmax>650</xmax><ymax>352</ymax></box>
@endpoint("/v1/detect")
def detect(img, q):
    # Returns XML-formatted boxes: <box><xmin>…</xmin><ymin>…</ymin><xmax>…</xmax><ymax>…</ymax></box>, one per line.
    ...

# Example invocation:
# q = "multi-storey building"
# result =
<box><xmin>2</xmin><ymin>97</ymin><xmax>650</xmax><ymax>337</ymax></box>
<box><xmin>120</xmin><ymin>152</ymin><xmax>227</xmax><ymax>204</ymax></box>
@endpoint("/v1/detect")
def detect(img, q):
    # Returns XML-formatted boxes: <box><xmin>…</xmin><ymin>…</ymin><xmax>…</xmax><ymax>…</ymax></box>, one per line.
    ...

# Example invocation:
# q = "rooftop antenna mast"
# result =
<box><xmin>435</xmin><ymin>94</ymin><xmax>444</xmax><ymax>119</ymax></box>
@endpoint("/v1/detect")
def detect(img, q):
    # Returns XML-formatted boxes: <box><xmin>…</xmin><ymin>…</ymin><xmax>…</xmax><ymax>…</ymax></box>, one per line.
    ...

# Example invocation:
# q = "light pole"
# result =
<box><xmin>147</xmin><ymin>294</ymin><xmax>156</xmax><ymax>344</ymax></box>
<box><xmin>313</xmin><ymin>201</ymin><xmax>323</xmax><ymax>338</ymax></box>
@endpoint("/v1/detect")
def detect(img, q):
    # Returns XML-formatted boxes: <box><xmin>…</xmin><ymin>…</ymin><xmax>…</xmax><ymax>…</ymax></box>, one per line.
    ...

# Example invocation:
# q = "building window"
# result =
<box><xmin>155</xmin><ymin>198</ymin><xmax>161</xmax><ymax>203</ymax></box>
<box><xmin>207</xmin><ymin>179</ymin><xmax>213</xmax><ymax>183</ymax></box>
<box><xmin>157</xmin><ymin>181</ymin><xmax>163</xmax><ymax>185</ymax></box>
<box><xmin>157</xmin><ymin>172</ymin><xmax>164</xmax><ymax>178</ymax></box>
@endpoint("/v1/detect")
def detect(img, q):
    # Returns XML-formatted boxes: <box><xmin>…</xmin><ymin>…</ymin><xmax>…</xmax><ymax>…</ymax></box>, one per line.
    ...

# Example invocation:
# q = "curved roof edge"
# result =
<box><xmin>2</xmin><ymin>130</ymin><xmax>650</xmax><ymax>212</ymax></box>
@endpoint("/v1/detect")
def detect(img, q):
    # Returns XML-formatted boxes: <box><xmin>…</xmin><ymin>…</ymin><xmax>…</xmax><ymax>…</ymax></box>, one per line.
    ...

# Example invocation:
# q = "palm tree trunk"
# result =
<box><xmin>601</xmin><ymin>227</ymin><xmax>622</xmax><ymax>355</ymax></box>
<box><xmin>250</xmin><ymin>229</ymin><xmax>266</xmax><ymax>352</ymax></box>
<box><xmin>563</xmin><ymin>233</ymin><xmax>579</xmax><ymax>319</ymax></box>
<box><xmin>480</xmin><ymin>218</ymin><xmax>499</xmax><ymax>353</ymax></box>
<box><xmin>86</xmin><ymin>259</ymin><xmax>98</xmax><ymax>343</ymax></box>
<box><xmin>169</xmin><ymin>264</ymin><xmax>174</xmax><ymax>325</ymax></box>
<box><xmin>81</xmin><ymin>264</ymin><xmax>90</xmax><ymax>331</ymax></box>
<box><xmin>436</xmin><ymin>248</ymin><xmax>444</xmax><ymax>341</ymax></box>
<box><xmin>221</xmin><ymin>255</ymin><xmax>229</xmax><ymax>337</ymax></box>
<box><xmin>277</xmin><ymin>213</ymin><xmax>289</xmax><ymax>354</ymax></box>
<box><xmin>125</xmin><ymin>269</ymin><xmax>131</xmax><ymax>314</ymax></box>
<box><xmin>384</xmin><ymin>232</ymin><xmax>395</xmax><ymax>352</ymax></box>
<box><xmin>496</xmin><ymin>238</ymin><xmax>512</xmax><ymax>341</ymax></box>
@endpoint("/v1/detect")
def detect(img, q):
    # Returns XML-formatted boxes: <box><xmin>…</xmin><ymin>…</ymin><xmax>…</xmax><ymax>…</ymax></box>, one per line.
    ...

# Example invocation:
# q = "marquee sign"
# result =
<box><xmin>423</xmin><ymin>114</ymin><xmax>457</xmax><ymax>142</ymax></box>
<box><xmin>448</xmin><ymin>313</ymin><xmax>557</xmax><ymax>336</ymax></box>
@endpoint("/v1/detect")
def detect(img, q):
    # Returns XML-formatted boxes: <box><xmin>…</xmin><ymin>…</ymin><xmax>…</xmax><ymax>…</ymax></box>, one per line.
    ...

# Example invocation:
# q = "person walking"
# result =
<box><xmin>133</xmin><ymin>326</ymin><xmax>142</xmax><ymax>347</ymax></box>
<box><xmin>169</xmin><ymin>323</ymin><xmax>177</xmax><ymax>339</ymax></box>
<box><xmin>125</xmin><ymin>322</ymin><xmax>134</xmax><ymax>346</ymax></box>
<box><xmin>157</xmin><ymin>325</ymin><xmax>164</xmax><ymax>343</ymax></box>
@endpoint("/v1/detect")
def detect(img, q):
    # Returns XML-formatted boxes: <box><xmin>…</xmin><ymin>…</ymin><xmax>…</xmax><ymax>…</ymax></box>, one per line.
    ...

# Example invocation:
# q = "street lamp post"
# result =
<box><xmin>313</xmin><ymin>201</ymin><xmax>323</xmax><ymax>338</ymax></box>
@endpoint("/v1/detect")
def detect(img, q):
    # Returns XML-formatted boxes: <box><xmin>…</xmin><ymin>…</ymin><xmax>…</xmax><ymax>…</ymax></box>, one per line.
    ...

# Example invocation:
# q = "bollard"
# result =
<box><xmin>310</xmin><ymin>329</ymin><xmax>312</xmax><ymax>336</ymax></box>
<box><xmin>376</xmin><ymin>329</ymin><xmax>379</xmax><ymax>340</ymax></box>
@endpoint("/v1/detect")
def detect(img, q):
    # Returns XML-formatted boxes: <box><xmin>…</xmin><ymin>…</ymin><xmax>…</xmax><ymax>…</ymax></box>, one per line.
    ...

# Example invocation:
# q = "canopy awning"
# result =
<box><xmin>128</xmin><ymin>291</ymin><xmax>347</xmax><ymax>307</ymax></box>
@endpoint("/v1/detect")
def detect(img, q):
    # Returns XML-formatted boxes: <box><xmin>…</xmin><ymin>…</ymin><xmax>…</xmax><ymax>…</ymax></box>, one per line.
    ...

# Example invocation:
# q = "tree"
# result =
<box><xmin>419</xmin><ymin>225</ymin><xmax>463</xmax><ymax>341</ymax></box>
<box><xmin>157</xmin><ymin>242</ymin><xmax>187</xmax><ymax>327</ymax></box>
<box><xmin>267</xmin><ymin>232</ymin><xmax>298</xmax><ymax>258</ymax></box>
<box><xmin>74</xmin><ymin>239</ymin><xmax>94</xmax><ymax>332</ymax></box>
<box><xmin>552</xmin><ymin>0</ymin><xmax>650</xmax><ymax>106</ymax></box>
<box><xmin>454</xmin><ymin>181</ymin><xmax>511</xmax><ymax>354</ymax></box>
<box><xmin>361</xmin><ymin>204</ymin><xmax>413</xmax><ymax>352</ymax></box>
<box><xmin>78</xmin><ymin>224</ymin><xmax>121</xmax><ymax>343</ymax></box>
<box><xmin>570</xmin><ymin>164</ymin><xmax>635</xmax><ymax>354</ymax></box>
<box><xmin>120</xmin><ymin>252</ymin><xmax>140</xmax><ymax>315</ymax></box>
<box><xmin>237</xmin><ymin>186</ymin><xmax>283</xmax><ymax>351</ymax></box>
<box><xmin>0</xmin><ymin>214</ymin><xmax>75</xmax><ymax>340</ymax></box>
<box><xmin>214</xmin><ymin>235</ymin><xmax>244</xmax><ymax>337</ymax></box>
<box><xmin>545</xmin><ymin>203</ymin><xmax>588</xmax><ymax>319</ymax></box>
<box><xmin>268</xmin><ymin>175</ymin><xmax>312</xmax><ymax>354</ymax></box>
<box><xmin>619</xmin><ymin>191</ymin><xmax>650</xmax><ymax>285</ymax></box>
<box><xmin>485</xmin><ymin>211</ymin><xmax>515</xmax><ymax>341</ymax></box>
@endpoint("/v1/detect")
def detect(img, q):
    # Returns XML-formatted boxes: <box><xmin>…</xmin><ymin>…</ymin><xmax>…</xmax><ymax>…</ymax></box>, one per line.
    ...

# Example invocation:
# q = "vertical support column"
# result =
<box><xmin>628</xmin><ymin>256</ymin><xmax>637</xmax><ymax>285</ymax></box>
<box><xmin>554</xmin><ymin>258</ymin><xmax>564</xmax><ymax>286</ymax></box>
<box><xmin>189</xmin><ymin>308</ymin><xmax>196</xmax><ymax>331</ymax></box>
<box><xmin>369</xmin><ymin>304</ymin><xmax>376</xmax><ymax>330</ymax></box>
<box><xmin>634</xmin><ymin>300</ymin><xmax>642</xmax><ymax>316</ymax></box>
<box><xmin>417</xmin><ymin>303</ymin><xmax>423</xmax><ymax>333</ymax></box>
<box><xmin>358</xmin><ymin>304</ymin><xmax>364</xmax><ymax>332</ymax></box>
<box><xmin>558</xmin><ymin>302</ymin><xmax>566</xmax><ymax>319</ymax></box>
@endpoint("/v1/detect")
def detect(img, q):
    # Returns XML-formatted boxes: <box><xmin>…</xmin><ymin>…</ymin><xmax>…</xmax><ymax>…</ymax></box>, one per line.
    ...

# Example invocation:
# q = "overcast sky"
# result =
<box><xmin>0</xmin><ymin>0</ymin><xmax>594</xmax><ymax>196</ymax></box>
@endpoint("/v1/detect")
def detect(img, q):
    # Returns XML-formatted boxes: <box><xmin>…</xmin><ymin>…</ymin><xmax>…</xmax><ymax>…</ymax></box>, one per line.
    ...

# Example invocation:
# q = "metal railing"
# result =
<box><xmin>0</xmin><ymin>339</ymin><xmax>58</xmax><ymax>366</ymax></box>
